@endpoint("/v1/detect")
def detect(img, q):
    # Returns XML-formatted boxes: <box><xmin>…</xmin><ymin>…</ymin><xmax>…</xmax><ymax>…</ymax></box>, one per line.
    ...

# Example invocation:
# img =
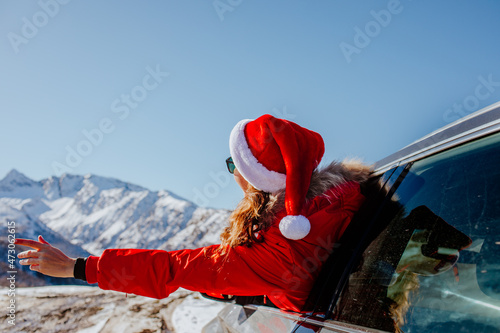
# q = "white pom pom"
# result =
<box><xmin>279</xmin><ymin>215</ymin><xmax>311</xmax><ymax>240</ymax></box>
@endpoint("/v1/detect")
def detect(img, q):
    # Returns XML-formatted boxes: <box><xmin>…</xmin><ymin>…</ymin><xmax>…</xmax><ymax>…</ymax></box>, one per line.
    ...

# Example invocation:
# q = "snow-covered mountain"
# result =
<box><xmin>0</xmin><ymin>169</ymin><xmax>230</xmax><ymax>257</ymax></box>
<box><xmin>0</xmin><ymin>169</ymin><xmax>232</xmax><ymax>331</ymax></box>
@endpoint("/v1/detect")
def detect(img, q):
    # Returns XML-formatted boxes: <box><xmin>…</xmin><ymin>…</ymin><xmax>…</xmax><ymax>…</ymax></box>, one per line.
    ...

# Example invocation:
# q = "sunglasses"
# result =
<box><xmin>226</xmin><ymin>157</ymin><xmax>236</xmax><ymax>174</ymax></box>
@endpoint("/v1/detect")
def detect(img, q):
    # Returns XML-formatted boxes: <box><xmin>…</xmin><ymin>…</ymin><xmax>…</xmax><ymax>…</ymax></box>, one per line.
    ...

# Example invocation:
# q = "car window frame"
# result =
<box><xmin>326</xmin><ymin>130</ymin><xmax>500</xmax><ymax>332</ymax></box>
<box><xmin>301</xmin><ymin>162</ymin><xmax>413</xmax><ymax>319</ymax></box>
<box><xmin>325</xmin><ymin>162</ymin><xmax>413</xmax><ymax>318</ymax></box>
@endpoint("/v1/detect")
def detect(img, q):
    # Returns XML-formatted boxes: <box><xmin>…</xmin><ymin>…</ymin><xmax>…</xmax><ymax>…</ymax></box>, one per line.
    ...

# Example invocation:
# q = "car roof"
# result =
<box><xmin>374</xmin><ymin>101</ymin><xmax>500</xmax><ymax>174</ymax></box>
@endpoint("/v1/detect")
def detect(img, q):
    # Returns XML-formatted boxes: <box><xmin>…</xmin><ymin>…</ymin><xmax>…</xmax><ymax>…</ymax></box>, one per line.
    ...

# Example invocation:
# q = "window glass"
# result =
<box><xmin>333</xmin><ymin>132</ymin><xmax>500</xmax><ymax>332</ymax></box>
<box><xmin>379</xmin><ymin>165</ymin><xmax>405</xmax><ymax>189</ymax></box>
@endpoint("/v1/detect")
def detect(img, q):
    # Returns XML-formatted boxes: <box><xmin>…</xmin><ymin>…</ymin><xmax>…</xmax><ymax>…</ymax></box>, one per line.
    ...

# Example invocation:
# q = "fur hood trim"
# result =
<box><xmin>260</xmin><ymin>159</ymin><xmax>373</xmax><ymax>226</ymax></box>
<box><xmin>307</xmin><ymin>158</ymin><xmax>373</xmax><ymax>199</ymax></box>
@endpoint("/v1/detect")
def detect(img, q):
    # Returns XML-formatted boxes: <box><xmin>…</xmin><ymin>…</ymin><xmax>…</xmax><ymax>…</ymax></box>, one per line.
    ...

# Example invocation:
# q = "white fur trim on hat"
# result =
<box><xmin>229</xmin><ymin>119</ymin><xmax>286</xmax><ymax>193</ymax></box>
<box><xmin>279</xmin><ymin>215</ymin><xmax>311</xmax><ymax>240</ymax></box>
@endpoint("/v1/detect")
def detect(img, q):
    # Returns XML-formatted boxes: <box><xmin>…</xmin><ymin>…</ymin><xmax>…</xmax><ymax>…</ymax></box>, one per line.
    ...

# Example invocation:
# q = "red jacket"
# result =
<box><xmin>86</xmin><ymin>181</ymin><xmax>365</xmax><ymax>312</ymax></box>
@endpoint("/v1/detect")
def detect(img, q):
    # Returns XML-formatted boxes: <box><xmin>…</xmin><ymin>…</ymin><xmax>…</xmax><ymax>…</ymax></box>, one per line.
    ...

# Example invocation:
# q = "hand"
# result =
<box><xmin>16</xmin><ymin>235</ymin><xmax>76</xmax><ymax>278</ymax></box>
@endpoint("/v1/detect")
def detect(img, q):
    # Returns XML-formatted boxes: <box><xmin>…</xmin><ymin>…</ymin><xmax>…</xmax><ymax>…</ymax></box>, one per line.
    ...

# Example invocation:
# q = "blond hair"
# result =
<box><xmin>215</xmin><ymin>187</ymin><xmax>279</xmax><ymax>257</ymax></box>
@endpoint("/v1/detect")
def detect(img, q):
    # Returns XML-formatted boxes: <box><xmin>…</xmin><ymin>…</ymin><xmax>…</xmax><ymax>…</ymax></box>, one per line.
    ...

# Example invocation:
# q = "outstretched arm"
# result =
<box><xmin>16</xmin><ymin>236</ymin><xmax>76</xmax><ymax>278</ymax></box>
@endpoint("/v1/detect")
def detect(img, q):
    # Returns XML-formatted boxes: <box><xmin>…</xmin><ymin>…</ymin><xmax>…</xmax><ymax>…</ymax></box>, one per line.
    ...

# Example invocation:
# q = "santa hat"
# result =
<box><xmin>229</xmin><ymin>114</ymin><xmax>325</xmax><ymax>240</ymax></box>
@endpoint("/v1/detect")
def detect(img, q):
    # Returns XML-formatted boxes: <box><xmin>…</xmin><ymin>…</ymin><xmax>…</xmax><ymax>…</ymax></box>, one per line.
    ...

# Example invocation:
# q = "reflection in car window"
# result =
<box><xmin>379</xmin><ymin>165</ymin><xmax>405</xmax><ymax>190</ymax></box>
<box><xmin>333</xmin><ymin>132</ymin><xmax>500</xmax><ymax>332</ymax></box>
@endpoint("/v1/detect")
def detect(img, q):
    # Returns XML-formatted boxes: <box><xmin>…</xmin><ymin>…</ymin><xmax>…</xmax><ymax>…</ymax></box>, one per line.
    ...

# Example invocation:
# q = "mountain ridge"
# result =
<box><xmin>0</xmin><ymin>169</ymin><xmax>231</xmax><ymax>286</ymax></box>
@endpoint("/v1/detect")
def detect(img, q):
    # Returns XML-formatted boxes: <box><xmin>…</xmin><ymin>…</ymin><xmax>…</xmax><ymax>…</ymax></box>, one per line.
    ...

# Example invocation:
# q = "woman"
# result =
<box><xmin>16</xmin><ymin>114</ymin><xmax>371</xmax><ymax>312</ymax></box>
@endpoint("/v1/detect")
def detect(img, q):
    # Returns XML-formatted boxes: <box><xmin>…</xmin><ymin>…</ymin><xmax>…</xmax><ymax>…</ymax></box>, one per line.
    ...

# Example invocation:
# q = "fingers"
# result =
<box><xmin>15</xmin><ymin>236</ymin><xmax>49</xmax><ymax>250</ymax></box>
<box><xmin>17</xmin><ymin>250</ymin><xmax>39</xmax><ymax>259</ymax></box>
<box><xmin>38</xmin><ymin>235</ymin><xmax>50</xmax><ymax>244</ymax></box>
<box><xmin>19</xmin><ymin>257</ymin><xmax>41</xmax><ymax>266</ymax></box>
<box><xmin>17</xmin><ymin>244</ymin><xmax>76</xmax><ymax>278</ymax></box>
<box><xmin>19</xmin><ymin>254</ymin><xmax>43</xmax><ymax>273</ymax></box>
<box><xmin>14</xmin><ymin>238</ymin><xmax>45</xmax><ymax>250</ymax></box>
<box><xmin>15</xmin><ymin>235</ymin><xmax>75</xmax><ymax>278</ymax></box>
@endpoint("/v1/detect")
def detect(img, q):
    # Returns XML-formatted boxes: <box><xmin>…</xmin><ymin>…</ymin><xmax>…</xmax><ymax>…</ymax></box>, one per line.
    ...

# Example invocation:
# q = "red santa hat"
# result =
<box><xmin>229</xmin><ymin>114</ymin><xmax>325</xmax><ymax>240</ymax></box>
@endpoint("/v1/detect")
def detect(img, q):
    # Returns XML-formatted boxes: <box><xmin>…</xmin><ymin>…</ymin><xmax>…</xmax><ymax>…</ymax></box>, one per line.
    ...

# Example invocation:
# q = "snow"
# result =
<box><xmin>0</xmin><ymin>169</ymin><xmax>45</xmax><ymax>199</ymax></box>
<box><xmin>76</xmin><ymin>316</ymin><xmax>109</xmax><ymax>333</ymax></box>
<box><xmin>172</xmin><ymin>294</ymin><xmax>226</xmax><ymax>333</ymax></box>
<box><xmin>0</xmin><ymin>169</ymin><xmax>230</xmax><ymax>255</ymax></box>
<box><xmin>8</xmin><ymin>285</ymin><xmax>97</xmax><ymax>295</ymax></box>
<box><xmin>0</xmin><ymin>286</ymin><xmax>226</xmax><ymax>333</ymax></box>
<box><xmin>0</xmin><ymin>170</ymin><xmax>233</xmax><ymax>331</ymax></box>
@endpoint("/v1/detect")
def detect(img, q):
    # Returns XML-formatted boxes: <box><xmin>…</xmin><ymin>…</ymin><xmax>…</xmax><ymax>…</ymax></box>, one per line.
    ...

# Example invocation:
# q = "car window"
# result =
<box><xmin>379</xmin><ymin>165</ymin><xmax>407</xmax><ymax>190</ymax></box>
<box><xmin>302</xmin><ymin>165</ymin><xmax>407</xmax><ymax>315</ymax></box>
<box><xmin>332</xmin><ymin>132</ymin><xmax>500</xmax><ymax>333</ymax></box>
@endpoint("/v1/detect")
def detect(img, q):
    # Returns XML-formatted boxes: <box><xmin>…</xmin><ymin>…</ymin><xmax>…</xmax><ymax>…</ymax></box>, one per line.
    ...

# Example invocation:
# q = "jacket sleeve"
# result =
<box><xmin>85</xmin><ymin>236</ymin><xmax>294</xmax><ymax>300</ymax></box>
<box><xmin>84</xmin><ymin>181</ymin><xmax>365</xmax><ymax>310</ymax></box>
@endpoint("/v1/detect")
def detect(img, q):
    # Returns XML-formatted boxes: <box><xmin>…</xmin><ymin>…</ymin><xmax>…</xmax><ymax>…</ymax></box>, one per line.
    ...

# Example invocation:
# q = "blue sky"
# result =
<box><xmin>1</xmin><ymin>0</ymin><xmax>500</xmax><ymax>210</ymax></box>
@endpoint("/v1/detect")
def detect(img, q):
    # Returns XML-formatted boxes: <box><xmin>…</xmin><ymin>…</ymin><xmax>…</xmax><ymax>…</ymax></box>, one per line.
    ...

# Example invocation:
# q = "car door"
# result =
<box><xmin>330</xmin><ymin>131</ymin><xmax>500</xmax><ymax>332</ymax></box>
